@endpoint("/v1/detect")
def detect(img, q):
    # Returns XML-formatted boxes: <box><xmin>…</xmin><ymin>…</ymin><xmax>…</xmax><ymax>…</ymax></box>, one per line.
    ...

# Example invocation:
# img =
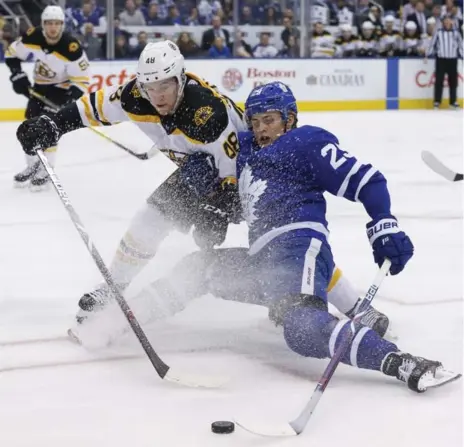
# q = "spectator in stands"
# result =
<box><xmin>233</xmin><ymin>30</ymin><xmax>253</xmax><ymax>57</ymax></box>
<box><xmin>115</xmin><ymin>34</ymin><xmax>131</xmax><ymax>59</ymax></box>
<box><xmin>240</xmin><ymin>6</ymin><xmax>257</xmax><ymax>25</ymax></box>
<box><xmin>441</xmin><ymin>0</ymin><xmax>462</xmax><ymax>21</ymax></box>
<box><xmin>131</xmin><ymin>31</ymin><xmax>148</xmax><ymax>58</ymax></box>
<box><xmin>165</xmin><ymin>5</ymin><xmax>183</xmax><ymax>24</ymax></box>
<box><xmin>423</xmin><ymin>0</ymin><xmax>436</xmax><ymax>18</ymax></box>
<box><xmin>145</xmin><ymin>1</ymin><xmax>165</xmax><ymax>25</ymax></box>
<box><xmin>100</xmin><ymin>17</ymin><xmax>131</xmax><ymax>58</ymax></box>
<box><xmin>197</xmin><ymin>0</ymin><xmax>222</xmax><ymax>25</ymax></box>
<box><xmin>72</xmin><ymin>0</ymin><xmax>102</xmax><ymax>27</ymax></box>
<box><xmin>407</xmin><ymin>0</ymin><xmax>428</xmax><ymax>35</ymax></box>
<box><xmin>201</xmin><ymin>15</ymin><xmax>230</xmax><ymax>51</ymax></box>
<box><xmin>119</xmin><ymin>0</ymin><xmax>146</xmax><ymax>26</ymax></box>
<box><xmin>281</xmin><ymin>15</ymin><xmax>300</xmax><ymax>47</ymax></box>
<box><xmin>364</xmin><ymin>5</ymin><xmax>384</xmax><ymax>37</ymax></box>
<box><xmin>80</xmin><ymin>22</ymin><xmax>102</xmax><ymax>60</ymax></box>
<box><xmin>279</xmin><ymin>34</ymin><xmax>299</xmax><ymax>57</ymax></box>
<box><xmin>134</xmin><ymin>0</ymin><xmax>148</xmax><ymax>17</ymax></box>
<box><xmin>430</xmin><ymin>4</ymin><xmax>442</xmax><ymax>21</ymax></box>
<box><xmin>402</xmin><ymin>0</ymin><xmax>418</xmax><ymax>22</ymax></box>
<box><xmin>208</xmin><ymin>36</ymin><xmax>231</xmax><ymax>58</ymax></box>
<box><xmin>253</xmin><ymin>32</ymin><xmax>279</xmax><ymax>58</ymax></box>
<box><xmin>185</xmin><ymin>7</ymin><xmax>201</xmax><ymax>26</ymax></box>
<box><xmin>176</xmin><ymin>31</ymin><xmax>201</xmax><ymax>58</ymax></box>
<box><xmin>264</xmin><ymin>6</ymin><xmax>280</xmax><ymax>25</ymax></box>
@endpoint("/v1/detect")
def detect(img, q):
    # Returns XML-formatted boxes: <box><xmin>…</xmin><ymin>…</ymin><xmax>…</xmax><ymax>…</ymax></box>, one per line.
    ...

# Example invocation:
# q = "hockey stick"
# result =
<box><xmin>235</xmin><ymin>259</ymin><xmax>392</xmax><ymax>437</ymax></box>
<box><xmin>34</xmin><ymin>149</ymin><xmax>226</xmax><ymax>388</ymax></box>
<box><xmin>421</xmin><ymin>150</ymin><xmax>463</xmax><ymax>182</ymax></box>
<box><xmin>28</xmin><ymin>89</ymin><xmax>158</xmax><ymax>161</ymax></box>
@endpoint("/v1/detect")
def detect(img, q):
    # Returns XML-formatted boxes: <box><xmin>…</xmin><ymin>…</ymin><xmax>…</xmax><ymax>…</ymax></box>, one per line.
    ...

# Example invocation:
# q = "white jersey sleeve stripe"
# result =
<box><xmin>354</xmin><ymin>166</ymin><xmax>377</xmax><ymax>202</ymax></box>
<box><xmin>79</xmin><ymin>96</ymin><xmax>100</xmax><ymax>127</ymax></box>
<box><xmin>336</xmin><ymin>160</ymin><xmax>362</xmax><ymax>197</ymax></box>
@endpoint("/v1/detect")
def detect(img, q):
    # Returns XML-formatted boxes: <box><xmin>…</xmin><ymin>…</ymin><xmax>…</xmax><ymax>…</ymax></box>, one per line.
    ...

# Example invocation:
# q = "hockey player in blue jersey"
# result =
<box><xmin>227</xmin><ymin>81</ymin><xmax>458</xmax><ymax>391</ymax></box>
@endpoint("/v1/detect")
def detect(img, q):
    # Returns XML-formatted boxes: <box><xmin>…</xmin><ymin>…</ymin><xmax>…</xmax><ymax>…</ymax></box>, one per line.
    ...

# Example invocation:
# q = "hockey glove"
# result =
<box><xmin>17</xmin><ymin>115</ymin><xmax>61</xmax><ymax>155</ymax></box>
<box><xmin>366</xmin><ymin>214</ymin><xmax>414</xmax><ymax>275</ymax></box>
<box><xmin>65</xmin><ymin>85</ymin><xmax>85</xmax><ymax>103</ymax></box>
<box><xmin>10</xmin><ymin>71</ymin><xmax>31</xmax><ymax>98</ymax></box>
<box><xmin>179</xmin><ymin>152</ymin><xmax>219</xmax><ymax>197</ymax></box>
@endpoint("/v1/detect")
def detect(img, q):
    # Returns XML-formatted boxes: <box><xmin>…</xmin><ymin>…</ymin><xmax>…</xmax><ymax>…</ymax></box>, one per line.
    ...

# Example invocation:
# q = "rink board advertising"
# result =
<box><xmin>0</xmin><ymin>58</ymin><xmax>462</xmax><ymax>119</ymax></box>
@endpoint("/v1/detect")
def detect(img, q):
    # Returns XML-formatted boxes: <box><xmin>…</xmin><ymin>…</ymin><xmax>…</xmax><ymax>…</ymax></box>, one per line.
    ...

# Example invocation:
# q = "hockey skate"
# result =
<box><xmin>13</xmin><ymin>160</ymin><xmax>40</xmax><ymax>188</ymax></box>
<box><xmin>29</xmin><ymin>163</ymin><xmax>51</xmax><ymax>191</ymax></box>
<box><xmin>382</xmin><ymin>352</ymin><xmax>461</xmax><ymax>392</ymax></box>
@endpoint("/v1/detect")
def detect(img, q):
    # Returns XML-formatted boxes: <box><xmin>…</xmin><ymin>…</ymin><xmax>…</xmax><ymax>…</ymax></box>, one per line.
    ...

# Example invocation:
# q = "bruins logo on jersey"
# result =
<box><xmin>69</xmin><ymin>42</ymin><xmax>79</xmax><ymax>52</ymax></box>
<box><xmin>34</xmin><ymin>60</ymin><xmax>56</xmax><ymax>79</ymax></box>
<box><xmin>130</xmin><ymin>83</ymin><xmax>141</xmax><ymax>98</ymax></box>
<box><xmin>194</xmin><ymin>106</ymin><xmax>213</xmax><ymax>126</ymax></box>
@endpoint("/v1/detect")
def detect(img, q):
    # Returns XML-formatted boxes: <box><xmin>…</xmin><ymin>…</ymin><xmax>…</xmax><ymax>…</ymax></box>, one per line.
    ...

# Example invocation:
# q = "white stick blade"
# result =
<box><xmin>421</xmin><ymin>151</ymin><xmax>456</xmax><ymax>181</ymax></box>
<box><xmin>164</xmin><ymin>369</ymin><xmax>228</xmax><ymax>389</ymax></box>
<box><xmin>234</xmin><ymin>418</ymin><xmax>298</xmax><ymax>437</ymax></box>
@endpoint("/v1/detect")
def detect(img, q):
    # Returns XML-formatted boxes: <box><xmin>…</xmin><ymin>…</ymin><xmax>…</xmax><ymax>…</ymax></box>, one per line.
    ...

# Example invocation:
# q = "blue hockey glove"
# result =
<box><xmin>179</xmin><ymin>152</ymin><xmax>219</xmax><ymax>197</ymax></box>
<box><xmin>366</xmin><ymin>215</ymin><xmax>414</xmax><ymax>275</ymax></box>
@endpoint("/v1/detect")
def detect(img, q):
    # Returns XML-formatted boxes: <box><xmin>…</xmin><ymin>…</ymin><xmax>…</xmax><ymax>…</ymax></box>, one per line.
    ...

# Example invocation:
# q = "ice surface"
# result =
<box><xmin>0</xmin><ymin>111</ymin><xmax>462</xmax><ymax>447</ymax></box>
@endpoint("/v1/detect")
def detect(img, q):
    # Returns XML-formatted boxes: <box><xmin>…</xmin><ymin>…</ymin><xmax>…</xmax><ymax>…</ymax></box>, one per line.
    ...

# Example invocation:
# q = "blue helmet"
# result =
<box><xmin>244</xmin><ymin>82</ymin><xmax>298</xmax><ymax>125</ymax></box>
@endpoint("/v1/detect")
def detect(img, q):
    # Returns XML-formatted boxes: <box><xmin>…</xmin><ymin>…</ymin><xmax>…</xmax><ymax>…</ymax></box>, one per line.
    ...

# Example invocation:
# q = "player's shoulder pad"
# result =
<box><xmin>20</xmin><ymin>26</ymin><xmax>45</xmax><ymax>45</ymax></box>
<box><xmin>291</xmin><ymin>125</ymin><xmax>340</xmax><ymax>147</ymax></box>
<box><xmin>176</xmin><ymin>84</ymin><xmax>229</xmax><ymax>144</ymax></box>
<box><xmin>53</xmin><ymin>32</ymin><xmax>84</xmax><ymax>61</ymax></box>
<box><xmin>120</xmin><ymin>78</ymin><xmax>154</xmax><ymax>114</ymax></box>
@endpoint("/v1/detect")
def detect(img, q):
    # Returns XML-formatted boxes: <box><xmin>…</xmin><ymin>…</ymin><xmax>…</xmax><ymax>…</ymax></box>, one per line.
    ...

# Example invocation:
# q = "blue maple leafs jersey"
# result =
<box><xmin>237</xmin><ymin>125</ymin><xmax>392</xmax><ymax>252</ymax></box>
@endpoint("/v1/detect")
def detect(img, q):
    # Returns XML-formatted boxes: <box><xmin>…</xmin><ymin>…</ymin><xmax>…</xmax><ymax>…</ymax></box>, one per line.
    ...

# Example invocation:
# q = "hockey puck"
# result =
<box><xmin>211</xmin><ymin>421</ymin><xmax>235</xmax><ymax>434</ymax></box>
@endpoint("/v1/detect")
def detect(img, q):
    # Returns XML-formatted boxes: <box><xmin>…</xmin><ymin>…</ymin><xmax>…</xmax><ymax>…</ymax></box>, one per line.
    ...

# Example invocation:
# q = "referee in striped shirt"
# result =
<box><xmin>426</xmin><ymin>15</ymin><xmax>463</xmax><ymax>109</ymax></box>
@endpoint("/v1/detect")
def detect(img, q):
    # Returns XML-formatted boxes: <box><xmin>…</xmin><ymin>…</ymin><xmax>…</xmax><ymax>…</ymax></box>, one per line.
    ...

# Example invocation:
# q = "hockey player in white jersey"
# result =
<box><xmin>6</xmin><ymin>5</ymin><xmax>90</xmax><ymax>189</ymax></box>
<box><xmin>16</xmin><ymin>40</ymin><xmax>247</xmax><ymax>329</ymax></box>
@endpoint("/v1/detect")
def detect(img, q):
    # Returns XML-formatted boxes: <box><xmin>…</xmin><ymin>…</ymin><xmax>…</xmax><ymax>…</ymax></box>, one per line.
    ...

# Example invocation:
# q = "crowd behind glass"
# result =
<box><xmin>0</xmin><ymin>0</ymin><xmax>463</xmax><ymax>60</ymax></box>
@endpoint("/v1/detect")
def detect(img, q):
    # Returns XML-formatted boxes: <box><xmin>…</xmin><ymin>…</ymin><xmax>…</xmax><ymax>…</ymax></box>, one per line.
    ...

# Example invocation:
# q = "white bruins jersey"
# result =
<box><xmin>357</xmin><ymin>36</ymin><xmax>379</xmax><ymax>53</ymax></box>
<box><xmin>401</xmin><ymin>36</ymin><xmax>421</xmax><ymax>54</ymax></box>
<box><xmin>311</xmin><ymin>31</ymin><xmax>336</xmax><ymax>57</ymax></box>
<box><xmin>73</xmin><ymin>73</ymin><xmax>247</xmax><ymax>179</ymax></box>
<box><xmin>334</xmin><ymin>35</ymin><xmax>358</xmax><ymax>57</ymax></box>
<box><xmin>5</xmin><ymin>26</ymin><xmax>90</xmax><ymax>93</ymax></box>
<box><xmin>379</xmin><ymin>30</ymin><xmax>401</xmax><ymax>54</ymax></box>
<box><xmin>420</xmin><ymin>33</ymin><xmax>433</xmax><ymax>53</ymax></box>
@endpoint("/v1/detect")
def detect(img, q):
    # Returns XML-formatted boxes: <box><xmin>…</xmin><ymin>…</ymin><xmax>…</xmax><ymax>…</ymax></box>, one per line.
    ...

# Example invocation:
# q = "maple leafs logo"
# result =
<box><xmin>239</xmin><ymin>163</ymin><xmax>267</xmax><ymax>226</ymax></box>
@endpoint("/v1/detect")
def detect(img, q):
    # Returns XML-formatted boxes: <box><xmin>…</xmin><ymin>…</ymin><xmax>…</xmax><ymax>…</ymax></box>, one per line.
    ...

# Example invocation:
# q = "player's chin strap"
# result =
<box><xmin>28</xmin><ymin>89</ymin><xmax>159</xmax><ymax>161</ymax></box>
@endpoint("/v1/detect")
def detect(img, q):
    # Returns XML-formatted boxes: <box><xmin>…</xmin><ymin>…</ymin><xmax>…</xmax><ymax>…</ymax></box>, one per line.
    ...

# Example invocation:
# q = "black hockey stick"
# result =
<box><xmin>29</xmin><ymin>89</ymin><xmax>158</xmax><ymax>161</ymax></box>
<box><xmin>421</xmin><ymin>150</ymin><xmax>463</xmax><ymax>182</ymax></box>
<box><xmin>34</xmin><ymin>149</ymin><xmax>226</xmax><ymax>388</ymax></box>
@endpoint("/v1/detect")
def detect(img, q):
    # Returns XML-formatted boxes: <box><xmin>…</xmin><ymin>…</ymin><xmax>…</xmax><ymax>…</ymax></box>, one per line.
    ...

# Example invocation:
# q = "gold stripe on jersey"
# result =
<box><xmin>327</xmin><ymin>267</ymin><xmax>342</xmax><ymax>292</ymax></box>
<box><xmin>126</xmin><ymin>112</ymin><xmax>161</xmax><ymax>124</ymax></box>
<box><xmin>81</xmin><ymin>96</ymin><xmax>100</xmax><ymax>127</ymax></box>
<box><xmin>23</xmin><ymin>43</ymin><xmax>42</xmax><ymax>51</ymax></box>
<box><xmin>96</xmin><ymin>90</ymin><xmax>110</xmax><ymax>124</ymax></box>
<box><xmin>52</xmin><ymin>51</ymin><xmax>71</xmax><ymax>62</ymax></box>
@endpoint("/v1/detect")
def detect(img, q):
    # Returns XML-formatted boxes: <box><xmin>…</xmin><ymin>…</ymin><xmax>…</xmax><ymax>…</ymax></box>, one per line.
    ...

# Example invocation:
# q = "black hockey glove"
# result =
<box><xmin>179</xmin><ymin>152</ymin><xmax>219</xmax><ymax>197</ymax></box>
<box><xmin>10</xmin><ymin>71</ymin><xmax>31</xmax><ymax>98</ymax></box>
<box><xmin>193</xmin><ymin>181</ymin><xmax>242</xmax><ymax>250</ymax></box>
<box><xmin>17</xmin><ymin>115</ymin><xmax>61</xmax><ymax>155</ymax></box>
<box><xmin>65</xmin><ymin>85</ymin><xmax>85</xmax><ymax>103</ymax></box>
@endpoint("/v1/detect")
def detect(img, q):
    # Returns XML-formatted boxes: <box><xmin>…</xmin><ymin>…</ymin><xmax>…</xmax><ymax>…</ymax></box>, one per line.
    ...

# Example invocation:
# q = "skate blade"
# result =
<box><xmin>421</xmin><ymin>368</ymin><xmax>462</xmax><ymax>391</ymax></box>
<box><xmin>67</xmin><ymin>328</ymin><xmax>82</xmax><ymax>345</ymax></box>
<box><xmin>13</xmin><ymin>180</ymin><xmax>31</xmax><ymax>189</ymax></box>
<box><xmin>29</xmin><ymin>182</ymin><xmax>50</xmax><ymax>192</ymax></box>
